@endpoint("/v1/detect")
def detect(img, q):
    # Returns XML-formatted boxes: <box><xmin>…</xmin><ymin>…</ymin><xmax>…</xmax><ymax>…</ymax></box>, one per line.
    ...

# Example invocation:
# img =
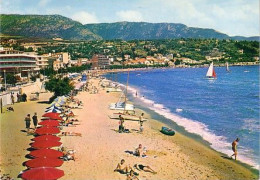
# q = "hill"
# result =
<box><xmin>0</xmin><ymin>14</ymin><xmax>101</xmax><ymax>40</ymax></box>
<box><xmin>85</xmin><ymin>22</ymin><xmax>230</xmax><ymax>40</ymax></box>
<box><xmin>0</xmin><ymin>14</ymin><xmax>258</xmax><ymax>41</ymax></box>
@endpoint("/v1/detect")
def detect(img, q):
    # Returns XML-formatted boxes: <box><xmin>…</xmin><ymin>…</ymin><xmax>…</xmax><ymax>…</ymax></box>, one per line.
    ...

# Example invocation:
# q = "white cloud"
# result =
<box><xmin>39</xmin><ymin>0</ymin><xmax>51</xmax><ymax>7</ymax></box>
<box><xmin>71</xmin><ymin>11</ymin><xmax>99</xmax><ymax>24</ymax></box>
<box><xmin>143</xmin><ymin>0</ymin><xmax>259</xmax><ymax>36</ymax></box>
<box><xmin>116</xmin><ymin>10</ymin><xmax>143</xmax><ymax>22</ymax></box>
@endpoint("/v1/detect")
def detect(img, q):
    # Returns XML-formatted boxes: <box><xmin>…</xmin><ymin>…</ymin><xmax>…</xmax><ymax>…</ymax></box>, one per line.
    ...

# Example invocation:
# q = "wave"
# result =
<box><xmin>111</xmin><ymin>80</ymin><xmax>258</xmax><ymax>168</ymax></box>
<box><xmin>176</xmin><ymin>108</ymin><xmax>183</xmax><ymax>112</ymax></box>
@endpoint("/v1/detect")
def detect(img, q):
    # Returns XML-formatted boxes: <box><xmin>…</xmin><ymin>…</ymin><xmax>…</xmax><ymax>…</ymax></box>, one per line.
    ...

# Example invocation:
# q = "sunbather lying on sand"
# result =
<box><xmin>63</xmin><ymin>151</ymin><xmax>76</xmax><ymax>161</ymax></box>
<box><xmin>114</xmin><ymin>159</ymin><xmax>135</xmax><ymax>174</ymax></box>
<box><xmin>59</xmin><ymin>147</ymin><xmax>76</xmax><ymax>161</ymax></box>
<box><xmin>134</xmin><ymin>164</ymin><xmax>157</xmax><ymax>174</ymax></box>
<box><xmin>61</xmin><ymin>119</ymin><xmax>80</xmax><ymax>127</ymax></box>
<box><xmin>6</xmin><ymin>107</ymin><xmax>14</xmax><ymax>112</ymax></box>
<box><xmin>59</xmin><ymin>132</ymin><xmax>82</xmax><ymax>137</ymax></box>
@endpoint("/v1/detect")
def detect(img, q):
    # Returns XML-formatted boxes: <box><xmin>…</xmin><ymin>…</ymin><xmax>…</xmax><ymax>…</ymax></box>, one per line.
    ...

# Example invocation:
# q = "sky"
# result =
<box><xmin>1</xmin><ymin>0</ymin><xmax>259</xmax><ymax>37</ymax></box>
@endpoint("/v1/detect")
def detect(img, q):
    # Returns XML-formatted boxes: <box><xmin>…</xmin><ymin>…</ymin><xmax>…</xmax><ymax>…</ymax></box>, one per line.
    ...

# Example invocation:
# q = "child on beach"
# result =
<box><xmin>126</xmin><ymin>170</ymin><xmax>139</xmax><ymax>180</ymax></box>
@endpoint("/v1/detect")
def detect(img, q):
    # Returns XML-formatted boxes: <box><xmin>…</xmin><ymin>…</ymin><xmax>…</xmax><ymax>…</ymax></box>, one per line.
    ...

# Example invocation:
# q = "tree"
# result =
<box><xmin>6</xmin><ymin>73</ymin><xmax>17</xmax><ymax>85</ymax></box>
<box><xmin>45</xmin><ymin>77</ymin><xmax>74</xmax><ymax>98</ymax></box>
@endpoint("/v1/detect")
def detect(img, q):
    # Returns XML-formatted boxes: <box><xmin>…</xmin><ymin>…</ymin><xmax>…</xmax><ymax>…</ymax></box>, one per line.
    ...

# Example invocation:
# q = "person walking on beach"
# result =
<box><xmin>25</xmin><ymin>114</ymin><xmax>31</xmax><ymax>131</ymax></box>
<box><xmin>32</xmin><ymin>112</ymin><xmax>38</xmax><ymax>129</ymax></box>
<box><xmin>11</xmin><ymin>93</ymin><xmax>14</xmax><ymax>105</ymax></box>
<box><xmin>17</xmin><ymin>93</ymin><xmax>20</xmax><ymax>103</ymax></box>
<box><xmin>119</xmin><ymin>115</ymin><xmax>125</xmax><ymax>133</ymax></box>
<box><xmin>231</xmin><ymin>138</ymin><xmax>240</xmax><ymax>160</ymax></box>
<box><xmin>139</xmin><ymin>113</ymin><xmax>144</xmax><ymax>133</ymax></box>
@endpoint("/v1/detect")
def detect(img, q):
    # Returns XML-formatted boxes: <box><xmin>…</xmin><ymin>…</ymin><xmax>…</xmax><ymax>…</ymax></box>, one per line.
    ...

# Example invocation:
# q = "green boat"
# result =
<box><xmin>160</xmin><ymin>126</ymin><xmax>175</xmax><ymax>136</ymax></box>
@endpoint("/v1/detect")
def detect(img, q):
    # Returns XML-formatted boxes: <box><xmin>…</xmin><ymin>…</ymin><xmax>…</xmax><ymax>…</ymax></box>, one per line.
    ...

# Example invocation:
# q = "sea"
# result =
<box><xmin>105</xmin><ymin>65</ymin><xmax>259</xmax><ymax>169</ymax></box>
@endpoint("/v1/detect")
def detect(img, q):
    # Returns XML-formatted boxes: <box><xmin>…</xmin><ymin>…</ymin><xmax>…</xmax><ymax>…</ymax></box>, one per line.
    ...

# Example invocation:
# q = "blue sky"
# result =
<box><xmin>1</xmin><ymin>0</ymin><xmax>259</xmax><ymax>36</ymax></box>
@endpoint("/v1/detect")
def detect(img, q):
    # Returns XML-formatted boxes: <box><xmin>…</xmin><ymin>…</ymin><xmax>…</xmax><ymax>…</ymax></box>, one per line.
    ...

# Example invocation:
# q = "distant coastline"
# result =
<box><xmin>100</xmin><ymin>62</ymin><xmax>259</xmax><ymax>74</ymax></box>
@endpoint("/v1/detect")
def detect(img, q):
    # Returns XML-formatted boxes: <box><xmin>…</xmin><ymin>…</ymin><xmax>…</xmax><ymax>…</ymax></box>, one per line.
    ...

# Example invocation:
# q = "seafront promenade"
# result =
<box><xmin>0</xmin><ymin>77</ymin><xmax>258</xmax><ymax>180</ymax></box>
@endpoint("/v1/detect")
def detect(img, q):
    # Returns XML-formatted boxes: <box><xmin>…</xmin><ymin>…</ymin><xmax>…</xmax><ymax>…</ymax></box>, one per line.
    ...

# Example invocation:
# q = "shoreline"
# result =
<box><xmin>100</xmin><ymin>64</ymin><xmax>259</xmax><ymax>74</ymax></box>
<box><xmin>0</xmin><ymin>78</ymin><xmax>258</xmax><ymax>179</ymax></box>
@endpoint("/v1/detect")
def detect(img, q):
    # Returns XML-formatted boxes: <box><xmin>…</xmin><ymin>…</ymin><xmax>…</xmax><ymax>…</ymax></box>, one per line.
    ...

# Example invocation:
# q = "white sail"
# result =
<box><xmin>226</xmin><ymin>62</ymin><xmax>230</xmax><ymax>72</ymax></box>
<box><xmin>206</xmin><ymin>62</ymin><xmax>214</xmax><ymax>77</ymax></box>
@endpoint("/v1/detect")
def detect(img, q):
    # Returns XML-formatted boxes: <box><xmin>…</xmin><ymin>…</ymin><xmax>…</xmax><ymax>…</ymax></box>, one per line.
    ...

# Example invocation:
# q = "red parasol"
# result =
<box><xmin>32</xmin><ymin>135</ymin><xmax>61</xmax><ymax>142</ymax></box>
<box><xmin>39</xmin><ymin>120</ymin><xmax>60</xmax><ymax>127</ymax></box>
<box><xmin>21</xmin><ymin>167</ymin><xmax>64</xmax><ymax>180</ymax></box>
<box><xmin>35</xmin><ymin>127</ymin><xmax>60</xmax><ymax>135</ymax></box>
<box><xmin>42</xmin><ymin>113</ymin><xmax>62</xmax><ymax>120</ymax></box>
<box><xmin>31</xmin><ymin>140</ymin><xmax>62</xmax><ymax>149</ymax></box>
<box><xmin>25</xmin><ymin>157</ymin><xmax>64</xmax><ymax>168</ymax></box>
<box><xmin>29</xmin><ymin>149</ymin><xmax>63</xmax><ymax>158</ymax></box>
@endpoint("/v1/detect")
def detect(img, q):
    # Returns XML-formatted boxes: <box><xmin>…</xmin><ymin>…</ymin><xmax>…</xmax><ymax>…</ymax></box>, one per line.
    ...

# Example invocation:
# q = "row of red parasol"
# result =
<box><xmin>22</xmin><ymin>112</ymin><xmax>65</xmax><ymax>180</ymax></box>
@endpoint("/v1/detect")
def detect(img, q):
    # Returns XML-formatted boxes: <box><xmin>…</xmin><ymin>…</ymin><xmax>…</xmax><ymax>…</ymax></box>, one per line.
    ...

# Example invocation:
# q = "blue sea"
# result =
<box><xmin>106</xmin><ymin>65</ymin><xmax>259</xmax><ymax>168</ymax></box>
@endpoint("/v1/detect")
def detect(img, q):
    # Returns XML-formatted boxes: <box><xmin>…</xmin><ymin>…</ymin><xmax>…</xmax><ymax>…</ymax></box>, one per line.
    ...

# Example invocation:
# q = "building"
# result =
<box><xmin>51</xmin><ymin>52</ymin><xmax>70</xmax><ymax>64</ymax></box>
<box><xmin>0</xmin><ymin>54</ymin><xmax>38</xmax><ymax>77</ymax></box>
<box><xmin>53</xmin><ymin>60</ymin><xmax>64</xmax><ymax>71</ymax></box>
<box><xmin>36</xmin><ymin>55</ymin><xmax>49</xmax><ymax>70</ymax></box>
<box><xmin>91</xmin><ymin>54</ymin><xmax>110</xmax><ymax>69</ymax></box>
<box><xmin>0</xmin><ymin>47</ymin><xmax>23</xmax><ymax>55</ymax></box>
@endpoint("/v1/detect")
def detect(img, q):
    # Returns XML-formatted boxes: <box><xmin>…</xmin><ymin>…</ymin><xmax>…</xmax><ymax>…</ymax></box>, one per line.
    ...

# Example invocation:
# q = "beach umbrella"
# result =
<box><xmin>50</xmin><ymin>101</ymin><xmax>62</xmax><ymax>107</ymax></box>
<box><xmin>25</xmin><ymin>157</ymin><xmax>64</xmax><ymax>168</ymax></box>
<box><xmin>31</xmin><ymin>140</ymin><xmax>62</xmax><ymax>149</ymax></box>
<box><xmin>39</xmin><ymin>120</ymin><xmax>60</xmax><ymax>127</ymax></box>
<box><xmin>21</xmin><ymin>167</ymin><xmax>64</xmax><ymax>180</ymax></box>
<box><xmin>29</xmin><ymin>149</ymin><xmax>63</xmax><ymax>158</ymax></box>
<box><xmin>46</xmin><ymin>105</ymin><xmax>62</xmax><ymax>110</ymax></box>
<box><xmin>42</xmin><ymin>113</ymin><xmax>62</xmax><ymax>120</ymax></box>
<box><xmin>35</xmin><ymin>127</ymin><xmax>60</xmax><ymax>135</ymax></box>
<box><xmin>45</xmin><ymin>108</ymin><xmax>62</xmax><ymax>113</ymax></box>
<box><xmin>32</xmin><ymin>135</ymin><xmax>61</xmax><ymax>142</ymax></box>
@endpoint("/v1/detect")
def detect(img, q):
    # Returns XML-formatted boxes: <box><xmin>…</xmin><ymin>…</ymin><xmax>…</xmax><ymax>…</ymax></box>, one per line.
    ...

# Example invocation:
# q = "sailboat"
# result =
<box><xmin>109</xmin><ymin>71</ymin><xmax>134</xmax><ymax>111</ymax></box>
<box><xmin>226</xmin><ymin>62</ymin><xmax>231</xmax><ymax>72</ymax></box>
<box><xmin>206</xmin><ymin>62</ymin><xmax>217</xmax><ymax>79</ymax></box>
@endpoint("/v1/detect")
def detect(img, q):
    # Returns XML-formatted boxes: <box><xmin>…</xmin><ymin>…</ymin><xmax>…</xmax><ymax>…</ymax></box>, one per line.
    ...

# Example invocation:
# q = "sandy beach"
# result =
<box><xmin>0</xmin><ymin>78</ymin><xmax>258</xmax><ymax>180</ymax></box>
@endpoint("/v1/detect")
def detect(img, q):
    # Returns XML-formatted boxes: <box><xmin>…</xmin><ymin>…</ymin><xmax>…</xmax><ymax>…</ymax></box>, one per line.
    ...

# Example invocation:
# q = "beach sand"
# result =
<box><xmin>0</xmin><ymin>78</ymin><xmax>258</xmax><ymax>180</ymax></box>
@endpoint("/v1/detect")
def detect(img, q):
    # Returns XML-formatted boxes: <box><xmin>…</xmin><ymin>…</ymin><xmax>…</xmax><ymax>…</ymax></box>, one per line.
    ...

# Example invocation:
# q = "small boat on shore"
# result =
<box><xmin>106</xmin><ymin>87</ymin><xmax>122</xmax><ymax>92</ymax></box>
<box><xmin>206</xmin><ymin>62</ymin><xmax>217</xmax><ymax>79</ymax></box>
<box><xmin>160</xmin><ymin>126</ymin><xmax>175</xmax><ymax>136</ymax></box>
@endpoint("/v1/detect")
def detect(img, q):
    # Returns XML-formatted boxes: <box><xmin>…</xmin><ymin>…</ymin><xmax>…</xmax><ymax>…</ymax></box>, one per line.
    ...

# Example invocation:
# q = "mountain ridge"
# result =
<box><xmin>0</xmin><ymin>14</ymin><xmax>258</xmax><ymax>41</ymax></box>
